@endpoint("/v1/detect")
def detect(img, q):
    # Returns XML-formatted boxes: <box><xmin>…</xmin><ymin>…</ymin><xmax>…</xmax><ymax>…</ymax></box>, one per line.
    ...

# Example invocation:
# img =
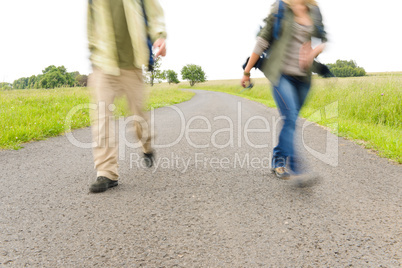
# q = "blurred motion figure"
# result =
<box><xmin>87</xmin><ymin>0</ymin><xmax>167</xmax><ymax>193</ymax></box>
<box><xmin>241</xmin><ymin>0</ymin><xmax>327</xmax><ymax>180</ymax></box>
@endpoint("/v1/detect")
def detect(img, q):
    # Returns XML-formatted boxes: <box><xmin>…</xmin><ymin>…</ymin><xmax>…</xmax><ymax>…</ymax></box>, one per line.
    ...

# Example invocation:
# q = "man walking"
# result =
<box><xmin>87</xmin><ymin>0</ymin><xmax>167</xmax><ymax>193</ymax></box>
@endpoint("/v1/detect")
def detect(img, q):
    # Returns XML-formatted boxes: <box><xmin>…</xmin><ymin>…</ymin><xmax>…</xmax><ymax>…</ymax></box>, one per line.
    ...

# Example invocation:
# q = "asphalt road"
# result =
<box><xmin>0</xmin><ymin>90</ymin><xmax>401</xmax><ymax>267</ymax></box>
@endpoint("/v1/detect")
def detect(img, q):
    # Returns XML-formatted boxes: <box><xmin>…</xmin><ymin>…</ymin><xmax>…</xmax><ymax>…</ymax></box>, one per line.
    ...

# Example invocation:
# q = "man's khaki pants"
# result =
<box><xmin>89</xmin><ymin>68</ymin><xmax>152</xmax><ymax>181</ymax></box>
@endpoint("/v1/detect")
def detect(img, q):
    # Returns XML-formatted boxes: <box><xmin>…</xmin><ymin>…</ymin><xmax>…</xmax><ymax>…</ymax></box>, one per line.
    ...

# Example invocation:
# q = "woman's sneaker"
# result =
<box><xmin>271</xmin><ymin>167</ymin><xmax>290</xmax><ymax>179</ymax></box>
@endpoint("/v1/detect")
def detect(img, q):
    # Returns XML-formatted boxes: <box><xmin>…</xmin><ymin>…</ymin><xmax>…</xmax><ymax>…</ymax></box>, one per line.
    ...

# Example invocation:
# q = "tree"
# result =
<box><xmin>75</xmin><ymin>74</ymin><xmax>88</xmax><ymax>87</ymax></box>
<box><xmin>9</xmin><ymin>65</ymin><xmax>89</xmax><ymax>90</ymax></box>
<box><xmin>37</xmin><ymin>65</ymin><xmax>76</xmax><ymax>89</ymax></box>
<box><xmin>144</xmin><ymin>56</ymin><xmax>165</xmax><ymax>86</ymax></box>
<box><xmin>0</xmin><ymin>82</ymin><xmax>12</xmax><ymax>90</ymax></box>
<box><xmin>12</xmin><ymin>77</ymin><xmax>29</xmax><ymax>89</ymax></box>
<box><xmin>327</xmin><ymin>60</ymin><xmax>366</xmax><ymax>77</ymax></box>
<box><xmin>33</xmin><ymin>74</ymin><xmax>43</xmax><ymax>89</ymax></box>
<box><xmin>164</xmin><ymin>70</ymin><xmax>180</xmax><ymax>84</ymax></box>
<box><xmin>28</xmin><ymin>75</ymin><xmax>37</xmax><ymax>89</ymax></box>
<box><xmin>181</xmin><ymin>64</ymin><xmax>206</xmax><ymax>86</ymax></box>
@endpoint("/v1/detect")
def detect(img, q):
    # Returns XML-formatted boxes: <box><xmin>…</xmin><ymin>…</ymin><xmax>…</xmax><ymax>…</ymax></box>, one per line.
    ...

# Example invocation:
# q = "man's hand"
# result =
<box><xmin>153</xmin><ymin>38</ymin><xmax>166</xmax><ymax>57</ymax></box>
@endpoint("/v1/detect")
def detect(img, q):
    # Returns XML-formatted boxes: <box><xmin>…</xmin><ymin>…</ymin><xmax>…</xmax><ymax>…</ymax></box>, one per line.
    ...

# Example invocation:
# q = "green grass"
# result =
<box><xmin>189</xmin><ymin>74</ymin><xmax>402</xmax><ymax>164</ymax></box>
<box><xmin>0</xmin><ymin>85</ymin><xmax>194</xmax><ymax>150</ymax></box>
<box><xmin>2</xmin><ymin>75</ymin><xmax>401</xmax><ymax>163</ymax></box>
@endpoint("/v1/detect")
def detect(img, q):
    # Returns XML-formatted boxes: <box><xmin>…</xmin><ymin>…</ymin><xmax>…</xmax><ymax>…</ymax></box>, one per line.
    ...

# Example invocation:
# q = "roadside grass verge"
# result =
<box><xmin>189</xmin><ymin>74</ymin><xmax>401</xmax><ymax>163</ymax></box>
<box><xmin>0</xmin><ymin>85</ymin><xmax>194</xmax><ymax>150</ymax></box>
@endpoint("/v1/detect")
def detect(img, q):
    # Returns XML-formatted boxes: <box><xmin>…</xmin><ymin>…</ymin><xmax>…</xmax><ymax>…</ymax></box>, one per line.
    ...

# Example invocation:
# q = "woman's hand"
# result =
<box><xmin>299</xmin><ymin>42</ymin><xmax>326</xmax><ymax>71</ymax></box>
<box><xmin>299</xmin><ymin>41</ymin><xmax>314</xmax><ymax>70</ymax></box>
<box><xmin>241</xmin><ymin>74</ymin><xmax>251</xmax><ymax>88</ymax></box>
<box><xmin>241</xmin><ymin>53</ymin><xmax>260</xmax><ymax>87</ymax></box>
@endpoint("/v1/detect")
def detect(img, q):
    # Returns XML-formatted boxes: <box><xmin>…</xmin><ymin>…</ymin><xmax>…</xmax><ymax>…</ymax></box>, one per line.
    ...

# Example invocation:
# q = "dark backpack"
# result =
<box><xmin>243</xmin><ymin>0</ymin><xmax>333</xmax><ymax>78</ymax></box>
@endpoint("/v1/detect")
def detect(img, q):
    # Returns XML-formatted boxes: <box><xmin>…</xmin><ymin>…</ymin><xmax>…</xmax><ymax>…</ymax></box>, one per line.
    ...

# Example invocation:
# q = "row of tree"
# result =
<box><xmin>145</xmin><ymin>57</ymin><xmax>206</xmax><ymax>87</ymax></box>
<box><xmin>327</xmin><ymin>60</ymin><xmax>366</xmax><ymax>77</ymax></box>
<box><xmin>1</xmin><ymin>65</ymin><xmax>88</xmax><ymax>90</ymax></box>
<box><xmin>2</xmin><ymin>61</ymin><xmax>206</xmax><ymax>90</ymax></box>
<box><xmin>1</xmin><ymin>58</ymin><xmax>366</xmax><ymax>91</ymax></box>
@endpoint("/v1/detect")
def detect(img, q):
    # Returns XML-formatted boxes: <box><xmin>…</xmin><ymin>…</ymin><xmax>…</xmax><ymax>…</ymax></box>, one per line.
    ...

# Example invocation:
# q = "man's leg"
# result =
<box><xmin>120</xmin><ymin>69</ymin><xmax>154</xmax><ymax>166</ymax></box>
<box><xmin>89</xmin><ymin>68</ymin><xmax>120</xmax><ymax>191</ymax></box>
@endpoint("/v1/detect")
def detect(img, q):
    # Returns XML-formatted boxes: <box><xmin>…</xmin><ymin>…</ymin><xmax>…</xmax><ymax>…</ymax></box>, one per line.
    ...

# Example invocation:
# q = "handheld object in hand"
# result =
<box><xmin>240</xmin><ymin>81</ymin><xmax>254</xmax><ymax>93</ymax></box>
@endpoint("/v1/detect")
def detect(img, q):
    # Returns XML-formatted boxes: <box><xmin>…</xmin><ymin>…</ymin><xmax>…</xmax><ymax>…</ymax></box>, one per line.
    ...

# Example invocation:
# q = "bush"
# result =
<box><xmin>327</xmin><ymin>60</ymin><xmax>366</xmax><ymax>77</ymax></box>
<box><xmin>0</xmin><ymin>82</ymin><xmax>12</xmax><ymax>90</ymax></box>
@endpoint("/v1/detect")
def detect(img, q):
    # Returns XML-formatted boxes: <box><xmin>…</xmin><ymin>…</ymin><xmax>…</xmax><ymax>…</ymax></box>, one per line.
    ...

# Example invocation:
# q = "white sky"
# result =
<box><xmin>1</xmin><ymin>0</ymin><xmax>401</xmax><ymax>83</ymax></box>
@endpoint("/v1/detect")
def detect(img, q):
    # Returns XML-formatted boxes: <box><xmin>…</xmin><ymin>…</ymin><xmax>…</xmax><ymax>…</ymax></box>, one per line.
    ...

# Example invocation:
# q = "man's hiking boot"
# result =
<box><xmin>271</xmin><ymin>167</ymin><xmax>291</xmax><ymax>179</ymax></box>
<box><xmin>89</xmin><ymin>176</ymin><xmax>118</xmax><ymax>193</ymax></box>
<box><xmin>143</xmin><ymin>152</ymin><xmax>154</xmax><ymax>168</ymax></box>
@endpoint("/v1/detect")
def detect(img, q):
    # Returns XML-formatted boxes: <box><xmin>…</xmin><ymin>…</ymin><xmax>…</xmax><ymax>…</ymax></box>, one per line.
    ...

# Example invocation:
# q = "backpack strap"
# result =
<box><xmin>273</xmin><ymin>0</ymin><xmax>285</xmax><ymax>40</ymax></box>
<box><xmin>274</xmin><ymin>2</ymin><xmax>326</xmax><ymax>41</ymax></box>
<box><xmin>140</xmin><ymin>0</ymin><xmax>155</xmax><ymax>70</ymax></box>
<box><xmin>311</xmin><ymin>5</ymin><xmax>325</xmax><ymax>39</ymax></box>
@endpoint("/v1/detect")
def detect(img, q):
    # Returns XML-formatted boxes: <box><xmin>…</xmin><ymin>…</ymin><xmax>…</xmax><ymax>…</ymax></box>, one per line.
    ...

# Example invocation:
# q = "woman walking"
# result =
<box><xmin>241</xmin><ymin>0</ymin><xmax>327</xmax><ymax>179</ymax></box>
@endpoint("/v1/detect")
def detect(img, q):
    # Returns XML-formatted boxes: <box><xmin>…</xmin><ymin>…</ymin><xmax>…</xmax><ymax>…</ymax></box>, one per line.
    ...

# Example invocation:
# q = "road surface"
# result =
<box><xmin>1</xmin><ymin>90</ymin><xmax>401</xmax><ymax>266</ymax></box>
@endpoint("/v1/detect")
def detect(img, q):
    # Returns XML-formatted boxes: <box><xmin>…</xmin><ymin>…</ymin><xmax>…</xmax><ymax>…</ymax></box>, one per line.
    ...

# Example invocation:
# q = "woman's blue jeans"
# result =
<box><xmin>272</xmin><ymin>75</ymin><xmax>311</xmax><ymax>174</ymax></box>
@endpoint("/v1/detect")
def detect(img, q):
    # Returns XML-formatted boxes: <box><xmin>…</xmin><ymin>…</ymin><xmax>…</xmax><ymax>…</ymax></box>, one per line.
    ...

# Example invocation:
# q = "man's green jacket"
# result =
<box><xmin>88</xmin><ymin>0</ymin><xmax>167</xmax><ymax>76</ymax></box>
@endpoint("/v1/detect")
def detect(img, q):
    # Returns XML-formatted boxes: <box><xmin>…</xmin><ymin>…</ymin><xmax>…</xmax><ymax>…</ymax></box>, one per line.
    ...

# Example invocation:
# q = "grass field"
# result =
<box><xmin>0</xmin><ymin>85</ymin><xmax>194</xmax><ymax>150</ymax></box>
<box><xmin>190</xmin><ymin>73</ymin><xmax>402</xmax><ymax>164</ymax></box>
<box><xmin>1</xmin><ymin>74</ymin><xmax>401</xmax><ymax>164</ymax></box>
